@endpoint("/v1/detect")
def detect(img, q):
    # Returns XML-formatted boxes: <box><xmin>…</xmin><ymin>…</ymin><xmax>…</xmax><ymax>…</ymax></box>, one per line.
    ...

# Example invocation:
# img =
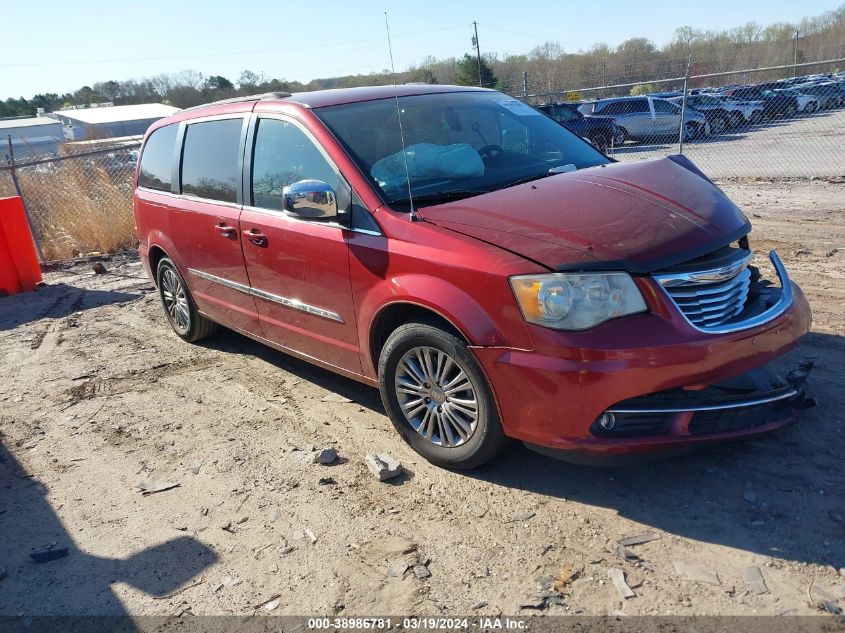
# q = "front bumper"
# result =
<box><xmin>470</xmin><ymin>275</ymin><xmax>812</xmax><ymax>458</ymax></box>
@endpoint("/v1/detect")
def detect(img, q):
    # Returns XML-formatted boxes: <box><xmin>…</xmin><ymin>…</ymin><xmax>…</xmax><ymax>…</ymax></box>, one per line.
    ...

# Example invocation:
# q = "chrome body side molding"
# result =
<box><xmin>188</xmin><ymin>268</ymin><xmax>344</xmax><ymax>323</ymax></box>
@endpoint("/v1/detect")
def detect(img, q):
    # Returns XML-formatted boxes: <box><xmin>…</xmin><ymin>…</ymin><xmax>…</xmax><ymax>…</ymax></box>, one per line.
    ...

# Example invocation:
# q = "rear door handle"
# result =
<box><xmin>244</xmin><ymin>229</ymin><xmax>268</xmax><ymax>247</ymax></box>
<box><xmin>216</xmin><ymin>223</ymin><xmax>237</xmax><ymax>238</ymax></box>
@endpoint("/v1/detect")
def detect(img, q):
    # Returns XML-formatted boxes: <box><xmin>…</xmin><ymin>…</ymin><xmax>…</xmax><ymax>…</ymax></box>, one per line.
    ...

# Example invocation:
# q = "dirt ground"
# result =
<box><xmin>0</xmin><ymin>180</ymin><xmax>843</xmax><ymax>620</ymax></box>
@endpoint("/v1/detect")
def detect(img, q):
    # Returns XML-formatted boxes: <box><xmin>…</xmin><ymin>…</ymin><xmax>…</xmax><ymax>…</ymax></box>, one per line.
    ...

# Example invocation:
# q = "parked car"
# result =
<box><xmin>536</xmin><ymin>102</ymin><xmax>618</xmax><ymax>151</ymax></box>
<box><xmin>774</xmin><ymin>88</ymin><xmax>819</xmax><ymax>114</ymax></box>
<box><xmin>791</xmin><ymin>82</ymin><xmax>845</xmax><ymax>109</ymax></box>
<box><xmin>579</xmin><ymin>96</ymin><xmax>708</xmax><ymax>144</ymax></box>
<box><xmin>725</xmin><ymin>86</ymin><xmax>800</xmax><ymax>118</ymax></box>
<box><xmin>667</xmin><ymin>94</ymin><xmax>756</xmax><ymax>132</ymax></box>
<box><xmin>133</xmin><ymin>85</ymin><xmax>812</xmax><ymax>468</ymax></box>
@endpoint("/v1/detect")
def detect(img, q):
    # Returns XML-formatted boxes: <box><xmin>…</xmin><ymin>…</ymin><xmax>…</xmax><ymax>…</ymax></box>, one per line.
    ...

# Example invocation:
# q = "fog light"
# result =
<box><xmin>596</xmin><ymin>411</ymin><xmax>616</xmax><ymax>431</ymax></box>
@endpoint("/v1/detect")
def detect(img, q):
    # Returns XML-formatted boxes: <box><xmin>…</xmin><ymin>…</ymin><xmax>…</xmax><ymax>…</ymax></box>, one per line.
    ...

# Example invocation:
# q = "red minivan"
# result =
<box><xmin>133</xmin><ymin>85</ymin><xmax>812</xmax><ymax>468</ymax></box>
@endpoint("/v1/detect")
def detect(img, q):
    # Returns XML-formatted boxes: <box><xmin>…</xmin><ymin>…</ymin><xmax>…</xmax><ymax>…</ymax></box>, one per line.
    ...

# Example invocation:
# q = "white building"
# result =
<box><xmin>51</xmin><ymin>103</ymin><xmax>180</xmax><ymax>141</ymax></box>
<box><xmin>0</xmin><ymin>116</ymin><xmax>65</xmax><ymax>161</ymax></box>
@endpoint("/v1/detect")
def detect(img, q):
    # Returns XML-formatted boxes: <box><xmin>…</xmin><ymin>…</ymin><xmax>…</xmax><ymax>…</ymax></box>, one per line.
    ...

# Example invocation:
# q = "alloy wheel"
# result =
<box><xmin>394</xmin><ymin>346</ymin><xmax>479</xmax><ymax>448</ymax></box>
<box><xmin>161</xmin><ymin>268</ymin><xmax>190</xmax><ymax>331</ymax></box>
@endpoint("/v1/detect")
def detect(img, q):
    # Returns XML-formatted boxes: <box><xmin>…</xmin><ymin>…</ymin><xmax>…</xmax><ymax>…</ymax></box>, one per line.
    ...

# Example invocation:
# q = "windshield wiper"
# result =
<box><xmin>391</xmin><ymin>189</ymin><xmax>489</xmax><ymax>207</ymax></box>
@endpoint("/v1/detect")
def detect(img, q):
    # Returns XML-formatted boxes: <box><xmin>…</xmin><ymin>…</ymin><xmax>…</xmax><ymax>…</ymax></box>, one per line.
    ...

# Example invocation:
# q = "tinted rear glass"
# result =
<box><xmin>138</xmin><ymin>124</ymin><xmax>177</xmax><ymax>191</ymax></box>
<box><xmin>181</xmin><ymin>118</ymin><xmax>243</xmax><ymax>203</ymax></box>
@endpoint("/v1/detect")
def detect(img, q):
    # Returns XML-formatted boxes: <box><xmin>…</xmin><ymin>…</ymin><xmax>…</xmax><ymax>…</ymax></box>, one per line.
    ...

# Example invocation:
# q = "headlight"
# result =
<box><xmin>510</xmin><ymin>272</ymin><xmax>647</xmax><ymax>330</ymax></box>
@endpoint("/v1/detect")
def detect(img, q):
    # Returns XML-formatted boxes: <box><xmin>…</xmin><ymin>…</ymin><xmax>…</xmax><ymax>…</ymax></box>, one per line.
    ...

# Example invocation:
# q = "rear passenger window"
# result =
<box><xmin>181</xmin><ymin>118</ymin><xmax>243</xmax><ymax>203</ymax></box>
<box><xmin>251</xmin><ymin>118</ymin><xmax>341</xmax><ymax>211</ymax></box>
<box><xmin>138</xmin><ymin>124</ymin><xmax>177</xmax><ymax>191</ymax></box>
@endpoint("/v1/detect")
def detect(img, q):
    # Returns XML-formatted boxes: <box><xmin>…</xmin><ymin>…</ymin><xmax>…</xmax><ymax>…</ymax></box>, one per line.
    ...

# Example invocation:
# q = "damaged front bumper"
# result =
<box><xmin>525</xmin><ymin>360</ymin><xmax>814</xmax><ymax>465</ymax></box>
<box><xmin>593</xmin><ymin>361</ymin><xmax>814</xmax><ymax>438</ymax></box>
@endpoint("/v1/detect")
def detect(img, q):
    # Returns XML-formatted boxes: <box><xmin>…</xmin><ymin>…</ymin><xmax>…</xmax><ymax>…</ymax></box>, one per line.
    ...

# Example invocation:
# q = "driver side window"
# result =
<box><xmin>251</xmin><ymin>118</ymin><xmax>341</xmax><ymax>211</ymax></box>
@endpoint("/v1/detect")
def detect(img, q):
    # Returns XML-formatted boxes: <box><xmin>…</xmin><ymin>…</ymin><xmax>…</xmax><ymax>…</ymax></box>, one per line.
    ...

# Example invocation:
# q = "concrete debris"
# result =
<box><xmin>608</xmin><ymin>567</ymin><xmax>636</xmax><ymax>599</ymax></box>
<box><xmin>318</xmin><ymin>476</ymin><xmax>336</xmax><ymax>485</ymax></box>
<box><xmin>315</xmin><ymin>447</ymin><xmax>337</xmax><ymax>465</ymax></box>
<box><xmin>137</xmin><ymin>481</ymin><xmax>180</xmax><ymax>495</ymax></box>
<box><xmin>387</xmin><ymin>561</ymin><xmax>410</xmax><ymax>577</ymax></box>
<box><xmin>413</xmin><ymin>564</ymin><xmax>431</xmax><ymax>579</ymax></box>
<box><xmin>29</xmin><ymin>544</ymin><xmax>69</xmax><ymax>564</ymax></box>
<box><xmin>616</xmin><ymin>545</ymin><xmax>640</xmax><ymax>562</ymax></box>
<box><xmin>519</xmin><ymin>596</ymin><xmax>547</xmax><ymax>610</ymax></box>
<box><xmin>262</xmin><ymin>598</ymin><xmax>280</xmax><ymax>611</ymax></box>
<box><xmin>189</xmin><ymin>460</ymin><xmax>203</xmax><ymax>475</ymax></box>
<box><xmin>673</xmin><ymin>562</ymin><xmax>721</xmax><ymax>585</ymax></box>
<box><xmin>618</xmin><ymin>532</ymin><xmax>661</xmax><ymax>547</ymax></box>
<box><xmin>365</xmin><ymin>453</ymin><xmax>402</xmax><ymax>481</ymax></box>
<box><xmin>743</xmin><ymin>566</ymin><xmax>769</xmax><ymax>595</ymax></box>
<box><xmin>268</xmin><ymin>563</ymin><xmax>279</xmax><ymax>574</ymax></box>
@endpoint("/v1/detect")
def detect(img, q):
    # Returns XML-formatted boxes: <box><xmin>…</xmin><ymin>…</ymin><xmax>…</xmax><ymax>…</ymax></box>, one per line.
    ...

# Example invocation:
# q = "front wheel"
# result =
<box><xmin>378</xmin><ymin>321</ymin><xmax>509</xmax><ymax>469</ymax></box>
<box><xmin>156</xmin><ymin>257</ymin><xmax>217</xmax><ymax>343</ymax></box>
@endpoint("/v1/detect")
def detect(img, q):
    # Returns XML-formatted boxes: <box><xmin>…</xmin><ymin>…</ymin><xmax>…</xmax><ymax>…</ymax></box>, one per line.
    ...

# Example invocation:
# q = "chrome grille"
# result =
<box><xmin>655</xmin><ymin>251</ymin><xmax>753</xmax><ymax>330</ymax></box>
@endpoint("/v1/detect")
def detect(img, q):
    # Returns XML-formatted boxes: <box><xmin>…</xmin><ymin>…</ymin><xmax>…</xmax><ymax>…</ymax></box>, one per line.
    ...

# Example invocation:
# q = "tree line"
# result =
<box><xmin>1</xmin><ymin>4</ymin><xmax>842</xmax><ymax>117</ymax></box>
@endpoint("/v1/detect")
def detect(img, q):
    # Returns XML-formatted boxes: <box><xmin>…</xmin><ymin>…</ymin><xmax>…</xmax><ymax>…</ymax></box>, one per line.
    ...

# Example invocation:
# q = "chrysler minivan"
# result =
<box><xmin>133</xmin><ymin>85</ymin><xmax>812</xmax><ymax>469</ymax></box>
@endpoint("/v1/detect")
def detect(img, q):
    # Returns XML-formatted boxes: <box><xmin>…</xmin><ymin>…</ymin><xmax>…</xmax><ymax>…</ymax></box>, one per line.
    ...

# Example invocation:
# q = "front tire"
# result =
<box><xmin>378</xmin><ymin>320</ymin><xmax>508</xmax><ymax>469</ymax></box>
<box><xmin>589</xmin><ymin>132</ymin><xmax>611</xmax><ymax>153</ymax></box>
<box><xmin>156</xmin><ymin>257</ymin><xmax>217</xmax><ymax>343</ymax></box>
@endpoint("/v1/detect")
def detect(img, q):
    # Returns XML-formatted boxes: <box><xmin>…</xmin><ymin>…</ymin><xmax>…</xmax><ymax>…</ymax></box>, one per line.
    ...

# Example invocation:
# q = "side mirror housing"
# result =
<box><xmin>282</xmin><ymin>180</ymin><xmax>338</xmax><ymax>220</ymax></box>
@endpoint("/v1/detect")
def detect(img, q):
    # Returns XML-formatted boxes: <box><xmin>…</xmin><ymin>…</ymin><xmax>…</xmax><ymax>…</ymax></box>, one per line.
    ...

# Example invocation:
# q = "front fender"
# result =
<box><xmin>357</xmin><ymin>273</ymin><xmax>533</xmax><ymax>378</ymax></box>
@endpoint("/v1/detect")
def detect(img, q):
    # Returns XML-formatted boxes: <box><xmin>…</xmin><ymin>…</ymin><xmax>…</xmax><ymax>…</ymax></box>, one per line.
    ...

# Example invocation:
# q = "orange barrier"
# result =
<box><xmin>0</xmin><ymin>196</ymin><xmax>42</xmax><ymax>296</ymax></box>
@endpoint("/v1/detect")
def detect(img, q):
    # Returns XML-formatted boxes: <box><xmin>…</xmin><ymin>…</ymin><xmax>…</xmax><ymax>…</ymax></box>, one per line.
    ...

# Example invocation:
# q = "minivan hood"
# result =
<box><xmin>416</xmin><ymin>157</ymin><xmax>750</xmax><ymax>273</ymax></box>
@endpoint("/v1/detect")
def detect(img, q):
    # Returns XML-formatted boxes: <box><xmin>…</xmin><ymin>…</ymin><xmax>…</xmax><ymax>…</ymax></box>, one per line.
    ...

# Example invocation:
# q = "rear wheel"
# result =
<box><xmin>378</xmin><ymin>320</ymin><xmax>508</xmax><ymax>469</ymax></box>
<box><xmin>156</xmin><ymin>257</ymin><xmax>217</xmax><ymax>343</ymax></box>
<box><xmin>784</xmin><ymin>103</ymin><xmax>797</xmax><ymax>118</ymax></box>
<box><xmin>729</xmin><ymin>111</ymin><xmax>744</xmax><ymax>128</ymax></box>
<box><xmin>589</xmin><ymin>132</ymin><xmax>610</xmax><ymax>153</ymax></box>
<box><xmin>749</xmin><ymin>110</ymin><xmax>763</xmax><ymax>125</ymax></box>
<box><xmin>805</xmin><ymin>101</ymin><xmax>818</xmax><ymax>114</ymax></box>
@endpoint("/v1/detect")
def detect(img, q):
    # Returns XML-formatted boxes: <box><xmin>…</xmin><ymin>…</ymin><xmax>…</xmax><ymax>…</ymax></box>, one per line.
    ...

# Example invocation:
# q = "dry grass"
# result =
<box><xmin>16</xmin><ymin>158</ymin><xmax>138</xmax><ymax>261</ymax></box>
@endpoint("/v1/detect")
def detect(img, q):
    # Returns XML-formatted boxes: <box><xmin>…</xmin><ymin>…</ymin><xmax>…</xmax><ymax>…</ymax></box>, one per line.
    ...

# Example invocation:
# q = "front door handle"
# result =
<box><xmin>217</xmin><ymin>223</ymin><xmax>237</xmax><ymax>239</ymax></box>
<box><xmin>244</xmin><ymin>229</ymin><xmax>268</xmax><ymax>247</ymax></box>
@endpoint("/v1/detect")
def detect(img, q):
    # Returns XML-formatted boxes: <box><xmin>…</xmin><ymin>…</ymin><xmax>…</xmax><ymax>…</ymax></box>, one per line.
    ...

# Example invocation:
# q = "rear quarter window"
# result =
<box><xmin>138</xmin><ymin>124</ymin><xmax>178</xmax><ymax>191</ymax></box>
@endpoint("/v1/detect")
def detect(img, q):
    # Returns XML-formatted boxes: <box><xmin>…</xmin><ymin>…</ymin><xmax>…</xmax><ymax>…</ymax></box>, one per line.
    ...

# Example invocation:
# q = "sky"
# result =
<box><xmin>1</xmin><ymin>0</ymin><xmax>839</xmax><ymax>100</ymax></box>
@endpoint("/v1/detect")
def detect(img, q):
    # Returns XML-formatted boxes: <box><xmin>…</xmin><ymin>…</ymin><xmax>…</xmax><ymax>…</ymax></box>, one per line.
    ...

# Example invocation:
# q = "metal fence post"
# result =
<box><xmin>677</xmin><ymin>55</ymin><xmax>691</xmax><ymax>155</ymax></box>
<box><xmin>6</xmin><ymin>135</ymin><xmax>45</xmax><ymax>263</ymax></box>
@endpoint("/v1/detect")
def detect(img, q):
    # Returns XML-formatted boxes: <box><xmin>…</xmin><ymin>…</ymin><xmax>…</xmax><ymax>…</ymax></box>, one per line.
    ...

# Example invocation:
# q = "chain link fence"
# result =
<box><xmin>0</xmin><ymin>141</ymin><xmax>140</xmax><ymax>261</ymax></box>
<box><xmin>2</xmin><ymin>54</ymin><xmax>843</xmax><ymax>263</ymax></box>
<box><xmin>521</xmin><ymin>57</ymin><xmax>845</xmax><ymax>179</ymax></box>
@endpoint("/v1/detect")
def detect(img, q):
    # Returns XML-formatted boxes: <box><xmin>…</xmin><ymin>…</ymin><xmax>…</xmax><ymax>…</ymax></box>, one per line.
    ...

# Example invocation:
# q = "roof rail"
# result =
<box><xmin>182</xmin><ymin>91</ymin><xmax>292</xmax><ymax>112</ymax></box>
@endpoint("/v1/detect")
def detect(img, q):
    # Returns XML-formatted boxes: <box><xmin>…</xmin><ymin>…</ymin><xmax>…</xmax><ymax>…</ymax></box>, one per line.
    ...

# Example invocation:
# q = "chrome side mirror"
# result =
<box><xmin>282</xmin><ymin>180</ymin><xmax>337</xmax><ymax>220</ymax></box>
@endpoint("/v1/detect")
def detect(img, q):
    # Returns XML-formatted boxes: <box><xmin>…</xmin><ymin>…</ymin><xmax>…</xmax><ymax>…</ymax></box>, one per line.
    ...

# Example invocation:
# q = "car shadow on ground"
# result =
<box><xmin>0</xmin><ymin>283</ymin><xmax>141</xmax><ymax>331</ymax></box>
<box><xmin>0</xmin><ymin>441</ymin><xmax>217</xmax><ymax>622</ymax></box>
<box><xmin>205</xmin><ymin>326</ymin><xmax>842</xmax><ymax>570</ymax></box>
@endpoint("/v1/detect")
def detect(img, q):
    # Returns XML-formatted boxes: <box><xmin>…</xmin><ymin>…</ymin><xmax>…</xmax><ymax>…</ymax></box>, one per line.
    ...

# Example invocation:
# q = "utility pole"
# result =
<box><xmin>522</xmin><ymin>71</ymin><xmax>528</xmax><ymax>99</ymax></box>
<box><xmin>793</xmin><ymin>29</ymin><xmax>799</xmax><ymax>77</ymax></box>
<box><xmin>678</xmin><ymin>55</ymin><xmax>692</xmax><ymax>155</ymax></box>
<box><xmin>472</xmin><ymin>21</ymin><xmax>482</xmax><ymax>87</ymax></box>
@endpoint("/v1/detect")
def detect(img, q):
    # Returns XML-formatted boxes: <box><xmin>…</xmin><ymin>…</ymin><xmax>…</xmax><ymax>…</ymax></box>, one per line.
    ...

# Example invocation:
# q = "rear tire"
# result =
<box><xmin>749</xmin><ymin>111</ymin><xmax>763</xmax><ymax>125</ymax></box>
<box><xmin>378</xmin><ymin>320</ymin><xmax>509</xmax><ymax>469</ymax></box>
<box><xmin>589</xmin><ymin>132</ymin><xmax>610</xmax><ymax>153</ymax></box>
<box><xmin>710</xmin><ymin>114</ymin><xmax>728</xmax><ymax>134</ymax></box>
<box><xmin>156</xmin><ymin>257</ymin><xmax>217</xmax><ymax>343</ymax></box>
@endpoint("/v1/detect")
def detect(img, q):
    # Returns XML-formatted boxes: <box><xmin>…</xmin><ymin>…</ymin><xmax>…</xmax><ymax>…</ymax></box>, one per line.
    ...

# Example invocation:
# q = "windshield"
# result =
<box><xmin>315</xmin><ymin>91</ymin><xmax>609</xmax><ymax>207</ymax></box>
